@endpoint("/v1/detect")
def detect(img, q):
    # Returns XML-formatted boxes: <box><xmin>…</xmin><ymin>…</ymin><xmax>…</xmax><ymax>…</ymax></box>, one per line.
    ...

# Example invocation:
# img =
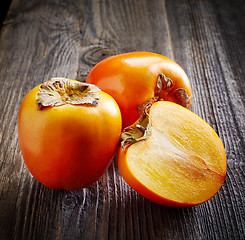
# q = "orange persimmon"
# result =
<box><xmin>18</xmin><ymin>78</ymin><xmax>122</xmax><ymax>190</ymax></box>
<box><xmin>118</xmin><ymin>101</ymin><xmax>226</xmax><ymax>207</ymax></box>
<box><xmin>86</xmin><ymin>52</ymin><xmax>191</xmax><ymax>128</ymax></box>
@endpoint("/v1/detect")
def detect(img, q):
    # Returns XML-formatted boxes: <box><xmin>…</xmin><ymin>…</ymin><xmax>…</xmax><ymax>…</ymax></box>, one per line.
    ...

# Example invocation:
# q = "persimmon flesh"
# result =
<box><xmin>118</xmin><ymin>101</ymin><xmax>226</xmax><ymax>207</ymax></box>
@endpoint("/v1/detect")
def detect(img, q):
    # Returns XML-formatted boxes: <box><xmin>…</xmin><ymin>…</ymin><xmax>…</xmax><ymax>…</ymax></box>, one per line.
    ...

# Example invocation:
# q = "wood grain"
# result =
<box><xmin>0</xmin><ymin>0</ymin><xmax>244</xmax><ymax>239</ymax></box>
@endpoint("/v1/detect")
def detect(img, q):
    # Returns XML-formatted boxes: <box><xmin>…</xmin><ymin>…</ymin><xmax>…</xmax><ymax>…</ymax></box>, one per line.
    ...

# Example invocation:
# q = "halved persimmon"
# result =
<box><xmin>118</xmin><ymin>101</ymin><xmax>226</xmax><ymax>207</ymax></box>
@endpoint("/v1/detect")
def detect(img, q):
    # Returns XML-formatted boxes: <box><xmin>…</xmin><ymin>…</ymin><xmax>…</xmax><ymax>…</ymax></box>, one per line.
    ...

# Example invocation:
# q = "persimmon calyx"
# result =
<box><xmin>172</xmin><ymin>88</ymin><xmax>190</xmax><ymax>108</ymax></box>
<box><xmin>121</xmin><ymin>110</ymin><xmax>151</xmax><ymax>148</ymax></box>
<box><xmin>155</xmin><ymin>73</ymin><xmax>190</xmax><ymax>108</ymax></box>
<box><xmin>137</xmin><ymin>96</ymin><xmax>159</xmax><ymax>119</ymax></box>
<box><xmin>36</xmin><ymin>78</ymin><xmax>101</xmax><ymax>109</ymax></box>
<box><xmin>155</xmin><ymin>73</ymin><xmax>173</xmax><ymax>93</ymax></box>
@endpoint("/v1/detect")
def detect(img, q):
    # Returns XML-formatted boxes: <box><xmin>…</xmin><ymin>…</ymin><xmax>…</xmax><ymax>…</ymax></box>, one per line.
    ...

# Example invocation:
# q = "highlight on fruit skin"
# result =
<box><xmin>86</xmin><ymin>51</ymin><xmax>192</xmax><ymax>128</ymax></box>
<box><xmin>118</xmin><ymin>101</ymin><xmax>227</xmax><ymax>208</ymax></box>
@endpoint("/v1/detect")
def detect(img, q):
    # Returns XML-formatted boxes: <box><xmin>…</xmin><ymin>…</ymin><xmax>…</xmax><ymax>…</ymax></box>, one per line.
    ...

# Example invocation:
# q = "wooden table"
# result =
<box><xmin>0</xmin><ymin>0</ymin><xmax>244</xmax><ymax>239</ymax></box>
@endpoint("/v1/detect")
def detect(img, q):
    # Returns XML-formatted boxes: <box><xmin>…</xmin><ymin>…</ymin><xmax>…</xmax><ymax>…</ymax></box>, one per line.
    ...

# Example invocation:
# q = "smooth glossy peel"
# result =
<box><xmin>118</xmin><ymin>101</ymin><xmax>226</xmax><ymax>207</ymax></box>
<box><xmin>86</xmin><ymin>52</ymin><xmax>192</xmax><ymax>127</ymax></box>
<box><xmin>18</xmin><ymin>79</ymin><xmax>122</xmax><ymax>190</ymax></box>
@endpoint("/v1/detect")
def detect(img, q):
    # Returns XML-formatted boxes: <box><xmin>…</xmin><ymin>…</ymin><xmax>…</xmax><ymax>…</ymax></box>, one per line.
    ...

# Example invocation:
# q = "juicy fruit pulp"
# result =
<box><xmin>118</xmin><ymin>101</ymin><xmax>226</xmax><ymax>207</ymax></box>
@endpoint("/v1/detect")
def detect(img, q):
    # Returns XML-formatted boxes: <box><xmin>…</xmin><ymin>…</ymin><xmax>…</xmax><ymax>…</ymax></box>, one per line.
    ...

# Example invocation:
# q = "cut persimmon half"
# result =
<box><xmin>118</xmin><ymin>101</ymin><xmax>226</xmax><ymax>207</ymax></box>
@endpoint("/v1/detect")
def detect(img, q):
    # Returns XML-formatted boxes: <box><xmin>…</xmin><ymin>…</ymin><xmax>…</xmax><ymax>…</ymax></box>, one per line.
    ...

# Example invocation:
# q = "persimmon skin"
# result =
<box><xmin>118</xmin><ymin>101</ymin><xmax>226</xmax><ymax>208</ymax></box>
<box><xmin>18</xmin><ymin>82</ymin><xmax>122</xmax><ymax>190</ymax></box>
<box><xmin>86</xmin><ymin>52</ymin><xmax>191</xmax><ymax>128</ymax></box>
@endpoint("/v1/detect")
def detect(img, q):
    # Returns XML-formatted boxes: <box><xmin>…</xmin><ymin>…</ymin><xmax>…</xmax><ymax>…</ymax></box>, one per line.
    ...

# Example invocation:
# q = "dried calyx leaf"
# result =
<box><xmin>137</xmin><ymin>96</ymin><xmax>159</xmax><ymax>118</ymax></box>
<box><xmin>121</xmin><ymin>109</ymin><xmax>151</xmax><ymax>148</ymax></box>
<box><xmin>155</xmin><ymin>73</ymin><xmax>190</xmax><ymax>108</ymax></box>
<box><xmin>36</xmin><ymin>78</ymin><xmax>101</xmax><ymax>109</ymax></box>
<box><xmin>155</xmin><ymin>73</ymin><xmax>173</xmax><ymax>95</ymax></box>
<box><xmin>172</xmin><ymin>88</ymin><xmax>190</xmax><ymax>108</ymax></box>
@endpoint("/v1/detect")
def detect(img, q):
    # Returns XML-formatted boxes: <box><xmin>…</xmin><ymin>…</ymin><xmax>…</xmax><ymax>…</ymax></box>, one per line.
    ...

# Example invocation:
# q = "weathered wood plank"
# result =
<box><xmin>76</xmin><ymin>0</ymin><xmax>174</xmax><ymax>82</ymax></box>
<box><xmin>0</xmin><ymin>0</ymin><xmax>86</xmax><ymax>239</ymax></box>
<box><xmin>0</xmin><ymin>0</ymin><xmax>244</xmax><ymax>239</ymax></box>
<box><xmin>165</xmin><ymin>0</ymin><xmax>245</xmax><ymax>239</ymax></box>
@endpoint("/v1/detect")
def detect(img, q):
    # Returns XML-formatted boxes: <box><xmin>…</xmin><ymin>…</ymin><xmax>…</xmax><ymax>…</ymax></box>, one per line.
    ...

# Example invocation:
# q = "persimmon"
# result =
<box><xmin>86</xmin><ymin>51</ymin><xmax>191</xmax><ymax>128</ymax></box>
<box><xmin>18</xmin><ymin>78</ymin><xmax>122</xmax><ymax>190</ymax></box>
<box><xmin>118</xmin><ymin>101</ymin><xmax>226</xmax><ymax>207</ymax></box>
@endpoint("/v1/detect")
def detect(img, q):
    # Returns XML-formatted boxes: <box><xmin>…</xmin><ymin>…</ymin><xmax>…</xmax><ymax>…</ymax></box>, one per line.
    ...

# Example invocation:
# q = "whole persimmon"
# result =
<box><xmin>86</xmin><ymin>52</ymin><xmax>191</xmax><ymax>128</ymax></box>
<box><xmin>18</xmin><ymin>78</ymin><xmax>122</xmax><ymax>190</ymax></box>
<box><xmin>118</xmin><ymin>101</ymin><xmax>226</xmax><ymax>207</ymax></box>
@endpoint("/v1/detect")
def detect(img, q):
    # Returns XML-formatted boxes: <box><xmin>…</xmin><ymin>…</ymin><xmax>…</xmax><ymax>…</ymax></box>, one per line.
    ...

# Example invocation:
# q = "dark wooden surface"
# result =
<box><xmin>0</xmin><ymin>0</ymin><xmax>244</xmax><ymax>239</ymax></box>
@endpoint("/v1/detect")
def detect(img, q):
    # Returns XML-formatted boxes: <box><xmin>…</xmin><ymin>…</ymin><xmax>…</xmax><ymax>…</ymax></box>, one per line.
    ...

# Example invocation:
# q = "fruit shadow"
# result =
<box><xmin>117</xmin><ymin>188</ymin><xmax>200</xmax><ymax>239</ymax></box>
